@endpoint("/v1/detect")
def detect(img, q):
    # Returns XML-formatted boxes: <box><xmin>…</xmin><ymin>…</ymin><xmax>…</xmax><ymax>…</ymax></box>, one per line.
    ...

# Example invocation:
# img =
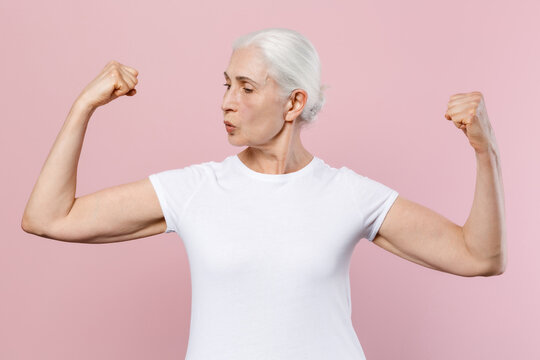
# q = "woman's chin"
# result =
<box><xmin>227</xmin><ymin>137</ymin><xmax>246</xmax><ymax>147</ymax></box>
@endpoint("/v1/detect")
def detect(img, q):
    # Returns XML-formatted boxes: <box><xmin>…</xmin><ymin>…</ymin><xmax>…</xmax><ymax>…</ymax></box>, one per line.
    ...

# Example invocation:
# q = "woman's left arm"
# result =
<box><xmin>446</xmin><ymin>91</ymin><xmax>507</xmax><ymax>275</ymax></box>
<box><xmin>371</xmin><ymin>91</ymin><xmax>506</xmax><ymax>277</ymax></box>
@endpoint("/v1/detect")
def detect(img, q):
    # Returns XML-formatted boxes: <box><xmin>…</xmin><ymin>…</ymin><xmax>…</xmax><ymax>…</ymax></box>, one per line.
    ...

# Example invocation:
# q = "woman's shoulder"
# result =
<box><xmin>315</xmin><ymin>158</ymin><xmax>365</xmax><ymax>180</ymax></box>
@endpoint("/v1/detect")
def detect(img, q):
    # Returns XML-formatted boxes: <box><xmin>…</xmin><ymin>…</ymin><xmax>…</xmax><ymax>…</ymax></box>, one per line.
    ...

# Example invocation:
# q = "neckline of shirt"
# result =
<box><xmin>231</xmin><ymin>154</ymin><xmax>319</xmax><ymax>181</ymax></box>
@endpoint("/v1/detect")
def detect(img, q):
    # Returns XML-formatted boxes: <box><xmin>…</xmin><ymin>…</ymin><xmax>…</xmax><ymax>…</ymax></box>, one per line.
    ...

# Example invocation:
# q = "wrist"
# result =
<box><xmin>72</xmin><ymin>98</ymin><xmax>97</xmax><ymax>116</ymax></box>
<box><xmin>475</xmin><ymin>145</ymin><xmax>500</xmax><ymax>165</ymax></box>
<box><xmin>475</xmin><ymin>141</ymin><xmax>499</xmax><ymax>156</ymax></box>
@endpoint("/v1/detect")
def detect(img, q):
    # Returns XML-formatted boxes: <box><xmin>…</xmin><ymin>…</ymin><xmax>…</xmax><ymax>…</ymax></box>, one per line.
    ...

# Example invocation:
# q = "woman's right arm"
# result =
<box><xmin>21</xmin><ymin>60</ymin><xmax>168</xmax><ymax>243</ymax></box>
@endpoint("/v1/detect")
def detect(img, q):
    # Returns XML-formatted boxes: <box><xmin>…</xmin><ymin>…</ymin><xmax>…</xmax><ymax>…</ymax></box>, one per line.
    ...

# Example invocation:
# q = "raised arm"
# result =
<box><xmin>370</xmin><ymin>91</ymin><xmax>506</xmax><ymax>277</ymax></box>
<box><xmin>21</xmin><ymin>61</ymin><xmax>167</xmax><ymax>243</ymax></box>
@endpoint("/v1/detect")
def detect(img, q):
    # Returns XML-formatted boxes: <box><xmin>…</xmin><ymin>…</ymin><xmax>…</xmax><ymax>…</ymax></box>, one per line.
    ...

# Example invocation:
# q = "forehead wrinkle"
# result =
<box><xmin>224</xmin><ymin>71</ymin><xmax>267</xmax><ymax>87</ymax></box>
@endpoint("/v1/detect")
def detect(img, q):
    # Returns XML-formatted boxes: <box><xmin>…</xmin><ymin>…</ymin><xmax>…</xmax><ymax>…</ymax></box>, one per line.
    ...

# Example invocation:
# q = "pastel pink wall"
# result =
<box><xmin>1</xmin><ymin>0</ymin><xmax>537</xmax><ymax>359</ymax></box>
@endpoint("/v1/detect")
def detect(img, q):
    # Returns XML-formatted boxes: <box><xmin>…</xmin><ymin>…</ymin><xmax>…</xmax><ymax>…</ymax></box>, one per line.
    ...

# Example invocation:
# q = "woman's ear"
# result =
<box><xmin>284</xmin><ymin>89</ymin><xmax>307</xmax><ymax>121</ymax></box>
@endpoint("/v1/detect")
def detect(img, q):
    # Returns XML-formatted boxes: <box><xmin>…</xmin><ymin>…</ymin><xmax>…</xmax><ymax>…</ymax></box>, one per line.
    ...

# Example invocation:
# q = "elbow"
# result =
<box><xmin>492</xmin><ymin>248</ymin><xmax>507</xmax><ymax>276</ymax></box>
<box><xmin>21</xmin><ymin>216</ymin><xmax>79</xmax><ymax>243</ymax></box>
<box><xmin>493</xmin><ymin>260</ymin><xmax>507</xmax><ymax>276</ymax></box>
<box><xmin>485</xmin><ymin>267</ymin><xmax>505</xmax><ymax>277</ymax></box>
<box><xmin>484</xmin><ymin>257</ymin><xmax>507</xmax><ymax>277</ymax></box>
<box><xmin>21</xmin><ymin>218</ymin><xmax>47</xmax><ymax>237</ymax></box>
<box><xmin>467</xmin><ymin>251</ymin><xmax>506</xmax><ymax>277</ymax></box>
<box><xmin>21</xmin><ymin>215</ymin><xmax>36</xmax><ymax>234</ymax></box>
<box><xmin>21</xmin><ymin>209</ymin><xmax>43</xmax><ymax>235</ymax></box>
<box><xmin>21</xmin><ymin>216</ymin><xmax>55</xmax><ymax>239</ymax></box>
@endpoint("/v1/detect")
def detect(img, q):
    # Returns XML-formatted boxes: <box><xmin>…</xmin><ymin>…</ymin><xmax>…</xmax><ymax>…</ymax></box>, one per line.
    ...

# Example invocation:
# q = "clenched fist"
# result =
<box><xmin>444</xmin><ymin>91</ymin><xmax>497</xmax><ymax>154</ymax></box>
<box><xmin>75</xmin><ymin>60</ymin><xmax>139</xmax><ymax>109</ymax></box>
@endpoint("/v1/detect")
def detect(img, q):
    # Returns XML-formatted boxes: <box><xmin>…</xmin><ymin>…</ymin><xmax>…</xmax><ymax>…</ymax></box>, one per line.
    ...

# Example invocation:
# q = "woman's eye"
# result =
<box><xmin>223</xmin><ymin>83</ymin><xmax>252</xmax><ymax>93</ymax></box>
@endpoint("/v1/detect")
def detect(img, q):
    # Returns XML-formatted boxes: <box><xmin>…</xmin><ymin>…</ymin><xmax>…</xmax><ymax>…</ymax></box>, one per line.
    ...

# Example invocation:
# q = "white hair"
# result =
<box><xmin>232</xmin><ymin>28</ymin><xmax>328</xmax><ymax>129</ymax></box>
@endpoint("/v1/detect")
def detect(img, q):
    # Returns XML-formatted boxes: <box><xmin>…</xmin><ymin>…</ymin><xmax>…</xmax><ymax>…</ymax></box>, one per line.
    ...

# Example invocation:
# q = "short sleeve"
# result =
<box><xmin>342</xmin><ymin>167</ymin><xmax>399</xmax><ymax>242</ymax></box>
<box><xmin>148</xmin><ymin>164</ymin><xmax>204</xmax><ymax>234</ymax></box>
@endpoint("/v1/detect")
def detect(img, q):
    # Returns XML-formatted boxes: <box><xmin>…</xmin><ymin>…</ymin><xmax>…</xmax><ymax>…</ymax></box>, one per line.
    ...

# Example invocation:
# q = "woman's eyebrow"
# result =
<box><xmin>223</xmin><ymin>71</ymin><xmax>260</xmax><ymax>86</ymax></box>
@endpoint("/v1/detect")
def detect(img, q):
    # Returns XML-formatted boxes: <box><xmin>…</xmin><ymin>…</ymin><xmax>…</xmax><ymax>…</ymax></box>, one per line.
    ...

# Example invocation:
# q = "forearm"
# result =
<box><xmin>22</xmin><ymin>100</ymin><xmax>96</xmax><ymax>232</ymax></box>
<box><xmin>462</xmin><ymin>145</ymin><xmax>507</xmax><ymax>273</ymax></box>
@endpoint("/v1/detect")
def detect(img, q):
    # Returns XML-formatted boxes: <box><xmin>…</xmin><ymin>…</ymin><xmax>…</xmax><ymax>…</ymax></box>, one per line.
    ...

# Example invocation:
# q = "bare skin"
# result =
<box><xmin>20</xmin><ymin>60</ymin><xmax>168</xmax><ymax>243</ymax></box>
<box><xmin>222</xmin><ymin>46</ymin><xmax>313</xmax><ymax>174</ymax></box>
<box><xmin>372</xmin><ymin>92</ymin><xmax>506</xmax><ymax>277</ymax></box>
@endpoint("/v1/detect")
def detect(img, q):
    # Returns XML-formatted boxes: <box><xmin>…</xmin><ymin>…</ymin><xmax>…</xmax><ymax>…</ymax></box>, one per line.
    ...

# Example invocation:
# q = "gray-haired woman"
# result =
<box><xmin>22</xmin><ymin>27</ymin><xmax>506</xmax><ymax>360</ymax></box>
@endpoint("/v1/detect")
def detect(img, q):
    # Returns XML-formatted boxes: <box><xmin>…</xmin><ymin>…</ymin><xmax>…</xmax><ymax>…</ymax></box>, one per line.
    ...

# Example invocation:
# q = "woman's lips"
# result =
<box><xmin>225</xmin><ymin>124</ymin><xmax>235</xmax><ymax>132</ymax></box>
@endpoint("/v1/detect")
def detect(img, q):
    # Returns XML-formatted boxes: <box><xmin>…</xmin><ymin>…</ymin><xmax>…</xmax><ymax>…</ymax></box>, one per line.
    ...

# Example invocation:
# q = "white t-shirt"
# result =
<box><xmin>148</xmin><ymin>154</ymin><xmax>399</xmax><ymax>360</ymax></box>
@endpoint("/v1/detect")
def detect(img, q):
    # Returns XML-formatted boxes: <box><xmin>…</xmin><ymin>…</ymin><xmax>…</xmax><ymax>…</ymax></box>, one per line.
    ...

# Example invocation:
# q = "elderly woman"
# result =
<box><xmin>21</xmin><ymin>28</ymin><xmax>506</xmax><ymax>359</ymax></box>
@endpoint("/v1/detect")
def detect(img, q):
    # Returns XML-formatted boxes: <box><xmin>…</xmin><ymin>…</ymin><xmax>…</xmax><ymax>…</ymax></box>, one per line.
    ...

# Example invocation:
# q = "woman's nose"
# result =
<box><xmin>221</xmin><ymin>88</ymin><xmax>237</xmax><ymax>113</ymax></box>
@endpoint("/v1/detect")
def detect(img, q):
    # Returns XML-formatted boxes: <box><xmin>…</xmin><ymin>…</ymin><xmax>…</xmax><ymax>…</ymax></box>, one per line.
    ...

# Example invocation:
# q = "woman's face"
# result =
<box><xmin>222</xmin><ymin>46</ymin><xmax>289</xmax><ymax>146</ymax></box>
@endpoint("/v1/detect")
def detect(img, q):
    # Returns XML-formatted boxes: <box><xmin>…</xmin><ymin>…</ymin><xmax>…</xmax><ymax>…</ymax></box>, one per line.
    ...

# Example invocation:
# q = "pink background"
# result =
<box><xmin>1</xmin><ymin>0</ymin><xmax>538</xmax><ymax>359</ymax></box>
